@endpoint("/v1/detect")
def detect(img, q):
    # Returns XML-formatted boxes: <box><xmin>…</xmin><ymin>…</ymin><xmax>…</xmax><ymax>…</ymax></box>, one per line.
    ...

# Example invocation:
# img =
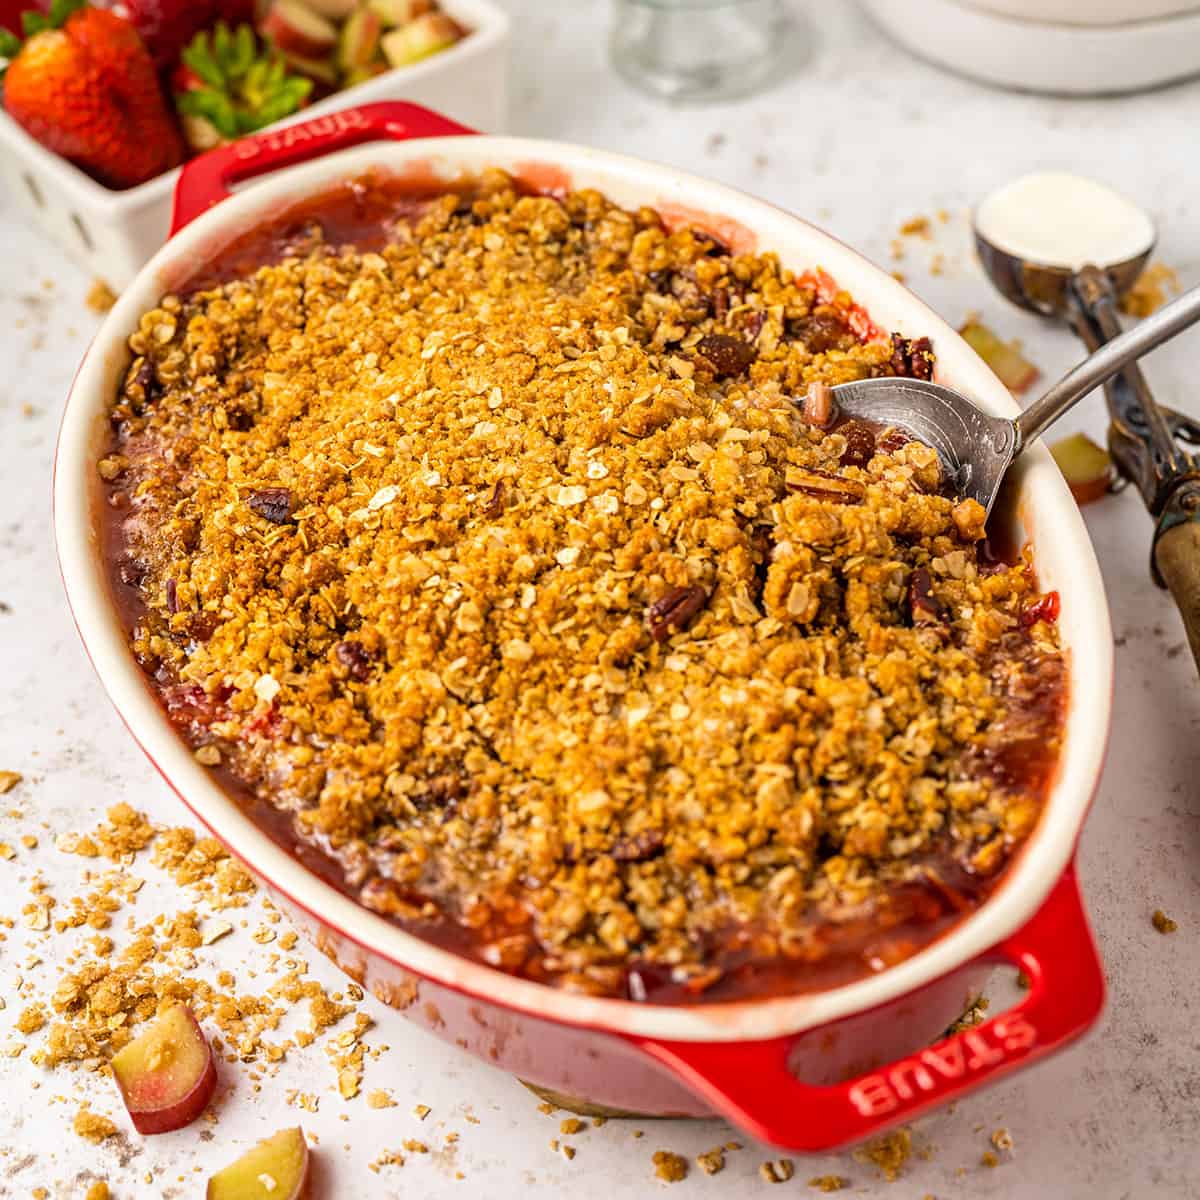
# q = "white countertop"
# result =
<box><xmin>1</xmin><ymin>1</ymin><xmax>1198</xmax><ymax>1196</ymax></box>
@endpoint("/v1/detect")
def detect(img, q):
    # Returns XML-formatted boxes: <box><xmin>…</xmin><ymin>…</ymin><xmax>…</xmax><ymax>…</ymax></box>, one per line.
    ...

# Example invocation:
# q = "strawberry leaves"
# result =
<box><xmin>22</xmin><ymin>0</ymin><xmax>87</xmax><ymax>36</ymax></box>
<box><xmin>174</xmin><ymin>22</ymin><xmax>311</xmax><ymax>141</ymax></box>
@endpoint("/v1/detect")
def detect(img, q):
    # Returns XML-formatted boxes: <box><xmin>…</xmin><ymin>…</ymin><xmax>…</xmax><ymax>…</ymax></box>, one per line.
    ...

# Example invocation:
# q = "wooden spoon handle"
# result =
<box><xmin>1154</xmin><ymin>517</ymin><xmax>1200</xmax><ymax>675</ymax></box>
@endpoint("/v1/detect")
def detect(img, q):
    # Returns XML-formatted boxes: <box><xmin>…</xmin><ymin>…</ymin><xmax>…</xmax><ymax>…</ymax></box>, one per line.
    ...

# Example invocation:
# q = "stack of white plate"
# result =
<box><xmin>860</xmin><ymin>0</ymin><xmax>1200</xmax><ymax>94</ymax></box>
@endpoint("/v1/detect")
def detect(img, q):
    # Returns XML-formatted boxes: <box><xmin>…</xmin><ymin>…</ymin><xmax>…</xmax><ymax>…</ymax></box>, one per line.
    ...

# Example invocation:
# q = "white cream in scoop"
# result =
<box><xmin>975</xmin><ymin>171</ymin><xmax>1155</xmax><ymax>270</ymax></box>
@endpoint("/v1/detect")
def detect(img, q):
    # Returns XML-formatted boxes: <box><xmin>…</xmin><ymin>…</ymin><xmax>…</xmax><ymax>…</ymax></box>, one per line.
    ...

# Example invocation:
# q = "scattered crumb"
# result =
<box><xmin>1121</xmin><ymin>262</ymin><xmax>1180</xmax><ymax>319</ymax></box>
<box><xmin>1152</xmin><ymin>909</ymin><xmax>1178</xmax><ymax>934</ymax></box>
<box><xmin>696</xmin><ymin>1147</ymin><xmax>725</xmax><ymax>1175</ymax></box>
<box><xmin>760</xmin><ymin>1159</ymin><xmax>795</xmax><ymax>1183</ymax></box>
<box><xmin>403</xmin><ymin>1139</ymin><xmax>429</xmax><ymax>1154</ymax></box>
<box><xmin>0</xmin><ymin>771</ymin><xmax>22</xmax><ymax>794</ymax></box>
<box><xmin>368</xmin><ymin>1148</ymin><xmax>406</xmax><ymax>1172</ymax></box>
<box><xmin>73</xmin><ymin>1107</ymin><xmax>119</xmax><ymax>1143</ymax></box>
<box><xmin>563</xmin><ymin>1144</ymin><xmax>576</xmax><ymax>1160</ymax></box>
<box><xmin>653</xmin><ymin>1150</ymin><xmax>688</xmax><ymax>1182</ymax></box>
<box><xmin>992</xmin><ymin>1128</ymin><xmax>1013</xmax><ymax>1151</ymax></box>
<box><xmin>946</xmin><ymin>994</ymin><xmax>990</xmax><ymax>1035</ymax></box>
<box><xmin>857</xmin><ymin>1129</ymin><xmax>913</xmax><ymax>1181</ymax></box>
<box><xmin>414</xmin><ymin>1104</ymin><xmax>431</xmax><ymax>1120</ymax></box>
<box><xmin>85</xmin><ymin>1184</ymin><xmax>110</xmax><ymax>1200</ymax></box>
<box><xmin>808</xmin><ymin>1176</ymin><xmax>848</xmax><ymax>1192</ymax></box>
<box><xmin>537</xmin><ymin>1101</ymin><xmax>555</xmax><ymax>1115</ymax></box>
<box><xmin>16</xmin><ymin>1003</ymin><xmax>46</xmax><ymax>1034</ymax></box>
<box><xmin>560</xmin><ymin>1117</ymin><xmax>584</xmax><ymax>1135</ymax></box>
<box><xmin>86</xmin><ymin>280</ymin><xmax>118</xmax><ymax>314</ymax></box>
<box><xmin>367</xmin><ymin>1089</ymin><xmax>396</xmax><ymax>1109</ymax></box>
<box><xmin>900</xmin><ymin>215</ymin><xmax>932</xmax><ymax>237</ymax></box>
<box><xmin>982</xmin><ymin>1150</ymin><xmax>999</xmax><ymax>1168</ymax></box>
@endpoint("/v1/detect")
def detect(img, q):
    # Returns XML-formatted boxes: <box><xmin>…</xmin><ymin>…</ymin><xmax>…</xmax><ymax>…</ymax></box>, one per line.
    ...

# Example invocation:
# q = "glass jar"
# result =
<box><xmin>610</xmin><ymin>0</ymin><xmax>796</xmax><ymax>103</ymax></box>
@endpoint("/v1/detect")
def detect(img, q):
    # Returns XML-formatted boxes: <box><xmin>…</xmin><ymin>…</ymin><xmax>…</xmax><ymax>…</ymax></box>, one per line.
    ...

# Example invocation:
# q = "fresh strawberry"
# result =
<box><xmin>2</xmin><ymin>0</ymin><xmax>185</xmax><ymax>189</ymax></box>
<box><xmin>172</xmin><ymin>22</ymin><xmax>311</xmax><ymax>154</ymax></box>
<box><xmin>107</xmin><ymin>0</ymin><xmax>255</xmax><ymax>71</ymax></box>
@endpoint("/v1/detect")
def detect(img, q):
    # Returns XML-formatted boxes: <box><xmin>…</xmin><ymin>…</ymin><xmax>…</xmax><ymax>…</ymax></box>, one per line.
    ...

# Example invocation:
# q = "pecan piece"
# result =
<box><xmin>610</xmin><ymin>829</ymin><xmax>665</xmax><ymax>863</ymax></box>
<box><xmin>907</xmin><ymin>567</ymin><xmax>944</xmax><ymax>625</ymax></box>
<box><xmin>647</xmin><ymin>585</ymin><xmax>709</xmax><ymax>642</ymax></box>
<box><xmin>784</xmin><ymin>466</ymin><xmax>865</xmax><ymax>505</ymax></box>
<box><xmin>878</xmin><ymin>426</ymin><xmax>912</xmax><ymax>454</ymax></box>
<box><xmin>482</xmin><ymin>479</ymin><xmax>506</xmax><ymax>519</ymax></box>
<box><xmin>695</xmin><ymin>333</ymin><xmax>756</xmax><ymax>377</ymax></box>
<box><xmin>692</xmin><ymin>230</ymin><xmax>730</xmax><ymax>258</ymax></box>
<box><xmin>335</xmin><ymin>639</ymin><xmax>375</xmax><ymax>681</ymax></box>
<box><xmin>838</xmin><ymin>420</ymin><xmax>877</xmax><ymax>468</ymax></box>
<box><xmin>247</xmin><ymin>487</ymin><xmax>294</xmax><ymax>524</ymax></box>
<box><xmin>889</xmin><ymin>333</ymin><xmax>935</xmax><ymax>380</ymax></box>
<box><xmin>412</xmin><ymin>772</ymin><xmax>467</xmax><ymax>812</ymax></box>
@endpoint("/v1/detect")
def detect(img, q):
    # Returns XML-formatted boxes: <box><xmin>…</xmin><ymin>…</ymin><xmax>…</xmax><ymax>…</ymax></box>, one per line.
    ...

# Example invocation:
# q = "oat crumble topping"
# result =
<box><xmin>101</xmin><ymin>172</ymin><xmax>1065</xmax><ymax>1001</ymax></box>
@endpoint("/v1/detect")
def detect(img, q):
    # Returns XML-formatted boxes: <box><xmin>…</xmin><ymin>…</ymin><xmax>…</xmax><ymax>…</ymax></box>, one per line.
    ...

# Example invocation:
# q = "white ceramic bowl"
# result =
<box><xmin>52</xmin><ymin>104</ymin><xmax>1114</xmax><ymax>1149</ymax></box>
<box><xmin>0</xmin><ymin>0</ymin><xmax>508</xmax><ymax>290</ymax></box>
<box><xmin>862</xmin><ymin>0</ymin><xmax>1200</xmax><ymax>94</ymax></box>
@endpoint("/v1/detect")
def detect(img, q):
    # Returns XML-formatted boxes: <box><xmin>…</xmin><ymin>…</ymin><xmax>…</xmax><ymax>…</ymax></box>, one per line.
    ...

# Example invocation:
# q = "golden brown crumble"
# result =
<box><xmin>760</xmin><ymin>1158</ymin><xmax>795</xmax><ymax>1183</ymax></box>
<box><xmin>857</xmin><ymin>1128</ymin><xmax>913</xmax><ymax>1181</ymax></box>
<box><xmin>1152</xmin><ymin>909</ymin><xmax>1178</xmax><ymax>934</ymax></box>
<box><xmin>85</xmin><ymin>1183</ymin><xmax>111</xmax><ymax>1200</ymax></box>
<box><xmin>808</xmin><ymin>1176</ymin><xmax>848</xmax><ymax>1192</ymax></box>
<box><xmin>653</xmin><ymin>1150</ymin><xmax>688</xmax><ymax>1182</ymax></box>
<box><xmin>1121</xmin><ymin>262</ymin><xmax>1180</xmax><ymax>319</ymax></box>
<box><xmin>0</xmin><ymin>770</ymin><xmax>23</xmax><ymax>795</ymax></box>
<box><xmin>73</xmin><ymin>1107</ymin><xmax>119</xmax><ymax>1143</ymax></box>
<box><xmin>102</xmin><ymin>172</ymin><xmax>1064</xmax><ymax>1000</ymax></box>
<box><xmin>696</xmin><ymin>1147</ymin><xmax>726</xmax><ymax>1175</ymax></box>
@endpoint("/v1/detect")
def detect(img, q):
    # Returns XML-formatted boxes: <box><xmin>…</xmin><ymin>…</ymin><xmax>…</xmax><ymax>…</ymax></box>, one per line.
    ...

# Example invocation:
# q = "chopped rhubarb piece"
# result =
<box><xmin>369</xmin><ymin>0</ymin><xmax>433</xmax><ymax>26</ymax></box>
<box><xmin>959</xmin><ymin>319</ymin><xmax>1040</xmax><ymax>394</ymax></box>
<box><xmin>1050</xmin><ymin>432</ymin><xmax>1113</xmax><ymax>505</ymax></box>
<box><xmin>338</xmin><ymin>4</ymin><xmax>382</xmax><ymax>70</ymax></box>
<box><xmin>111</xmin><ymin>1005</ymin><xmax>217</xmax><ymax>1135</ymax></box>
<box><xmin>261</xmin><ymin>0</ymin><xmax>338</xmax><ymax>58</ymax></box>
<box><xmin>207</xmin><ymin>1127</ymin><xmax>311</xmax><ymax>1200</ymax></box>
<box><xmin>380</xmin><ymin>11</ymin><xmax>460</xmax><ymax>67</ymax></box>
<box><xmin>301</xmin><ymin>0</ymin><xmax>358</xmax><ymax>17</ymax></box>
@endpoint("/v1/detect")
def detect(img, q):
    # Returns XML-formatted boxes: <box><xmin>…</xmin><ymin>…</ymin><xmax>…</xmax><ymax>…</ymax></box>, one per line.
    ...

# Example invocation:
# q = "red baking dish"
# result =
<box><xmin>53</xmin><ymin>102</ymin><xmax>1113</xmax><ymax>1150</ymax></box>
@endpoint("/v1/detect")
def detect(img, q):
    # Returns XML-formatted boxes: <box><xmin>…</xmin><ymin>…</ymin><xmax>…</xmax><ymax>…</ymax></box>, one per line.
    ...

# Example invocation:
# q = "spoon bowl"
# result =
<box><xmin>832</xmin><ymin>281</ymin><xmax>1200</xmax><ymax>517</ymax></box>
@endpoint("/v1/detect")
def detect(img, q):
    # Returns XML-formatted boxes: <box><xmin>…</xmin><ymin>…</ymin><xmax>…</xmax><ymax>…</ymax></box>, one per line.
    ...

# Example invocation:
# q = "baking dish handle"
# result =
<box><xmin>170</xmin><ymin>101</ymin><xmax>477</xmax><ymax>235</ymax></box>
<box><xmin>633</xmin><ymin>863</ymin><xmax>1103</xmax><ymax>1151</ymax></box>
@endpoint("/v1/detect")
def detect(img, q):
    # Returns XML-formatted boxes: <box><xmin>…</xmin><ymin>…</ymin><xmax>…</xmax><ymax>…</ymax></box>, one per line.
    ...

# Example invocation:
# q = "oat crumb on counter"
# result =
<box><xmin>857</xmin><ymin>1128</ymin><xmax>913</xmax><ymax>1180</ymax></box>
<box><xmin>87</xmin><ymin>280</ymin><xmax>118</xmax><ymax>314</ymax></box>
<box><xmin>0</xmin><ymin>771</ymin><xmax>22</xmax><ymax>795</ymax></box>
<box><xmin>73</xmin><ymin>1107</ymin><xmax>119</xmax><ymax>1143</ymax></box>
<box><xmin>1152</xmin><ymin>909</ymin><xmax>1178</xmax><ymax>934</ymax></box>
<box><xmin>696</xmin><ymin>1147</ymin><xmax>725</xmax><ymax>1175</ymax></box>
<box><xmin>900</xmin><ymin>216</ymin><xmax>932</xmax><ymax>237</ymax></box>
<box><xmin>808</xmin><ymin>1175</ymin><xmax>848</xmax><ymax>1192</ymax></box>
<box><xmin>652</xmin><ymin>1150</ymin><xmax>688</xmax><ymax>1182</ymax></box>
<box><xmin>981</xmin><ymin>1150</ymin><xmax>999</xmax><ymax>1168</ymax></box>
<box><xmin>560</xmin><ymin>1117</ymin><xmax>585</xmax><ymax>1135</ymax></box>
<box><xmin>84</xmin><ymin>1183</ymin><xmax>110</xmax><ymax>1200</ymax></box>
<box><xmin>367</xmin><ymin>1089</ymin><xmax>396</xmax><ymax>1109</ymax></box>
<box><xmin>760</xmin><ymin>1159</ymin><xmax>795</xmax><ymax>1183</ymax></box>
<box><xmin>991</xmin><ymin>1128</ymin><xmax>1013</xmax><ymax>1151</ymax></box>
<box><xmin>414</xmin><ymin>1103</ymin><xmax>432</xmax><ymax>1120</ymax></box>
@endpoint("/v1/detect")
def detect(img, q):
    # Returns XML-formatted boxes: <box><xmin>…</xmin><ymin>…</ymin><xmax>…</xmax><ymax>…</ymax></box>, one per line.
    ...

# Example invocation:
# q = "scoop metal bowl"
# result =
<box><xmin>832</xmin><ymin>283</ymin><xmax>1200</xmax><ymax>518</ymax></box>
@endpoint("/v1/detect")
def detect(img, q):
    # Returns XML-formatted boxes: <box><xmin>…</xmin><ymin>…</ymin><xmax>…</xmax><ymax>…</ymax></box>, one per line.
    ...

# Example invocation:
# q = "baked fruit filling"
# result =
<box><xmin>100</xmin><ymin>171</ymin><xmax>1065</xmax><ymax>1003</ymax></box>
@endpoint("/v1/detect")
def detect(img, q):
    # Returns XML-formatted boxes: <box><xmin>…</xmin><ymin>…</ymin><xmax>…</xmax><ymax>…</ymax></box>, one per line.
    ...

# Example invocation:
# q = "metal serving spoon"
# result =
<box><xmin>830</xmin><ymin>284</ymin><xmax>1200</xmax><ymax>518</ymax></box>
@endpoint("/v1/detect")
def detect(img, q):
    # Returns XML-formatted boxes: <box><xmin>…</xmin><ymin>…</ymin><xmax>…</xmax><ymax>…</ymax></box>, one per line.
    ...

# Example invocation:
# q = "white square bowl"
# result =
<box><xmin>0</xmin><ymin>0</ymin><xmax>509</xmax><ymax>290</ymax></box>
